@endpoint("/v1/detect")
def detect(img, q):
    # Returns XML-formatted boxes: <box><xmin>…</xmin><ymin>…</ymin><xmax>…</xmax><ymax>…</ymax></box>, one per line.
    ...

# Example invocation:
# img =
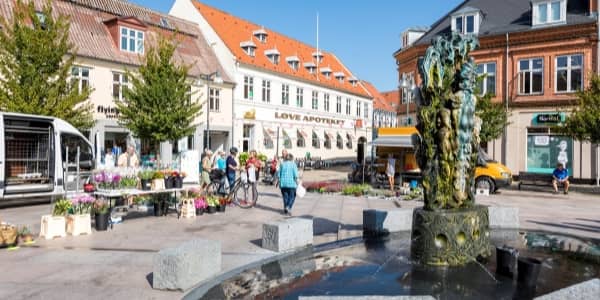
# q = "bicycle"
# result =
<box><xmin>206</xmin><ymin>171</ymin><xmax>255</xmax><ymax>209</ymax></box>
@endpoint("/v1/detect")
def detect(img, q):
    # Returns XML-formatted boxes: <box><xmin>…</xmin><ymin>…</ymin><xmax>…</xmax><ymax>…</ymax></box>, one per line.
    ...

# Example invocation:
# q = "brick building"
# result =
<box><xmin>395</xmin><ymin>0</ymin><xmax>599</xmax><ymax>182</ymax></box>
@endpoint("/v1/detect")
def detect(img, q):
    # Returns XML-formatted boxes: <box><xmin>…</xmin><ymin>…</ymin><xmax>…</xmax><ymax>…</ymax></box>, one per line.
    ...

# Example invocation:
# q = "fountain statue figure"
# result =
<box><xmin>411</xmin><ymin>33</ymin><xmax>491</xmax><ymax>266</ymax></box>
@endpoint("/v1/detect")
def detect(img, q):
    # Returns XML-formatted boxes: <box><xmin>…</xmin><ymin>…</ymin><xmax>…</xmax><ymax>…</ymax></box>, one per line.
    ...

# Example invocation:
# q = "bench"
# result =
<box><xmin>518</xmin><ymin>172</ymin><xmax>554</xmax><ymax>190</ymax></box>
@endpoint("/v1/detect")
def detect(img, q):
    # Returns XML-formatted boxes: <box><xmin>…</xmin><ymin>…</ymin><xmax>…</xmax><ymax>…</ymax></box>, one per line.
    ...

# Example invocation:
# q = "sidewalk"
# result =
<box><xmin>0</xmin><ymin>170</ymin><xmax>598</xmax><ymax>299</ymax></box>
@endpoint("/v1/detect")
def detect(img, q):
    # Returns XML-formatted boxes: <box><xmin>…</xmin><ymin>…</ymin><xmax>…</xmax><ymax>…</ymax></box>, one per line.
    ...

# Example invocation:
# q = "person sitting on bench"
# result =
<box><xmin>552</xmin><ymin>163</ymin><xmax>569</xmax><ymax>195</ymax></box>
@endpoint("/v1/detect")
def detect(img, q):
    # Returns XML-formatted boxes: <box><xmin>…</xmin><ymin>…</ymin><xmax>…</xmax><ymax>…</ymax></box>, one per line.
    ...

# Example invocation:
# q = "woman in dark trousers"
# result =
<box><xmin>278</xmin><ymin>153</ymin><xmax>299</xmax><ymax>216</ymax></box>
<box><xmin>226</xmin><ymin>147</ymin><xmax>239</xmax><ymax>194</ymax></box>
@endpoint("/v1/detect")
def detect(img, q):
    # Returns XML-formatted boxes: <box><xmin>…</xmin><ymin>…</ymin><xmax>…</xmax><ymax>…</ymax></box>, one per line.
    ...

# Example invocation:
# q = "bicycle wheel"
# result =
<box><xmin>206</xmin><ymin>182</ymin><xmax>219</xmax><ymax>196</ymax></box>
<box><xmin>233</xmin><ymin>182</ymin><xmax>254</xmax><ymax>208</ymax></box>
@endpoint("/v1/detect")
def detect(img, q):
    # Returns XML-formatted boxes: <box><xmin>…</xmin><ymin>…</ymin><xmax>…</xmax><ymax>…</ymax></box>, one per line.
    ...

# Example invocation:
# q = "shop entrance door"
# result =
<box><xmin>243</xmin><ymin>124</ymin><xmax>254</xmax><ymax>152</ymax></box>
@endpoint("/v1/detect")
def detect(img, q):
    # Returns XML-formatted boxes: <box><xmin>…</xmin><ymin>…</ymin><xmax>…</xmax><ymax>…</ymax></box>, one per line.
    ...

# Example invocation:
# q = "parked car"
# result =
<box><xmin>0</xmin><ymin>112</ymin><xmax>94</xmax><ymax>206</ymax></box>
<box><xmin>475</xmin><ymin>148</ymin><xmax>513</xmax><ymax>194</ymax></box>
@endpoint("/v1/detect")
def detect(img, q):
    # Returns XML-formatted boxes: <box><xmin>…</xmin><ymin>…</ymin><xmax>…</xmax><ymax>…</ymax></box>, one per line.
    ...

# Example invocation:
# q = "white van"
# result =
<box><xmin>0</xmin><ymin>112</ymin><xmax>94</xmax><ymax>206</ymax></box>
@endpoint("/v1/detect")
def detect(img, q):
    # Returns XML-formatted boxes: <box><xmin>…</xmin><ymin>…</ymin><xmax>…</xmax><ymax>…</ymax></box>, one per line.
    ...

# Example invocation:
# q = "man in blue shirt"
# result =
<box><xmin>552</xmin><ymin>163</ymin><xmax>569</xmax><ymax>195</ymax></box>
<box><xmin>226</xmin><ymin>147</ymin><xmax>239</xmax><ymax>194</ymax></box>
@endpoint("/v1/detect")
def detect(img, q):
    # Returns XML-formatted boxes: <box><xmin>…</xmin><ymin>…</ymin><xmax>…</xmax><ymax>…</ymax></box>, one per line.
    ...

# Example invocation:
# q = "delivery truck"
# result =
<box><xmin>0</xmin><ymin>112</ymin><xmax>94</xmax><ymax>206</ymax></box>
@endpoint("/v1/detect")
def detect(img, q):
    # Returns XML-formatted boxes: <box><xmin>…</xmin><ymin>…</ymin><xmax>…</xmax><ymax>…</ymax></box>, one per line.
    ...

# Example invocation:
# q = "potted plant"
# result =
<box><xmin>67</xmin><ymin>194</ymin><xmax>94</xmax><ymax>236</ymax></box>
<box><xmin>152</xmin><ymin>194</ymin><xmax>169</xmax><ymax>217</ymax></box>
<box><xmin>18</xmin><ymin>226</ymin><xmax>34</xmax><ymax>244</ymax></box>
<box><xmin>218</xmin><ymin>197</ymin><xmax>227</xmax><ymax>212</ymax></box>
<box><xmin>93</xmin><ymin>200</ymin><xmax>110</xmax><ymax>231</ymax></box>
<box><xmin>151</xmin><ymin>171</ymin><xmax>165</xmax><ymax>190</ymax></box>
<box><xmin>39</xmin><ymin>199</ymin><xmax>71</xmax><ymax>239</ymax></box>
<box><xmin>206</xmin><ymin>195</ymin><xmax>218</xmax><ymax>214</ymax></box>
<box><xmin>194</xmin><ymin>197</ymin><xmax>207</xmax><ymax>215</ymax></box>
<box><xmin>173</xmin><ymin>171</ymin><xmax>185</xmax><ymax>188</ymax></box>
<box><xmin>164</xmin><ymin>170</ymin><xmax>175</xmax><ymax>189</ymax></box>
<box><xmin>138</xmin><ymin>170</ymin><xmax>154</xmax><ymax>191</ymax></box>
<box><xmin>0</xmin><ymin>223</ymin><xmax>18</xmax><ymax>247</ymax></box>
<box><xmin>239</xmin><ymin>152</ymin><xmax>249</xmax><ymax>166</ymax></box>
<box><xmin>119</xmin><ymin>175</ymin><xmax>137</xmax><ymax>190</ymax></box>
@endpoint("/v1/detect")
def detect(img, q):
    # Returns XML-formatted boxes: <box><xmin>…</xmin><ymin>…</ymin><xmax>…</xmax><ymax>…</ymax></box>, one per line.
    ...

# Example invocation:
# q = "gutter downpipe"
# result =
<box><xmin>597</xmin><ymin>0</ymin><xmax>600</xmax><ymax>186</ymax></box>
<box><xmin>502</xmin><ymin>32</ymin><xmax>509</xmax><ymax>166</ymax></box>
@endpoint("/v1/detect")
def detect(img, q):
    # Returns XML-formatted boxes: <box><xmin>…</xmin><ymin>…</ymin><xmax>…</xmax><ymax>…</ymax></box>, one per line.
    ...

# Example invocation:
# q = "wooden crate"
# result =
<box><xmin>66</xmin><ymin>214</ymin><xmax>92</xmax><ymax>236</ymax></box>
<box><xmin>39</xmin><ymin>215</ymin><xmax>66</xmax><ymax>240</ymax></box>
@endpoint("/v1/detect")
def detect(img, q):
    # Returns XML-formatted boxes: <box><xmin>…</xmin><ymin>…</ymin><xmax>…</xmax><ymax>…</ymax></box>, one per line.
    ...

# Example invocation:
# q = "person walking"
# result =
<box><xmin>245</xmin><ymin>150</ymin><xmax>262</xmax><ymax>203</ymax></box>
<box><xmin>226</xmin><ymin>147</ymin><xmax>239</xmax><ymax>194</ymax></box>
<box><xmin>201</xmin><ymin>149</ymin><xmax>213</xmax><ymax>193</ymax></box>
<box><xmin>278</xmin><ymin>153</ymin><xmax>299</xmax><ymax>216</ymax></box>
<box><xmin>386</xmin><ymin>153</ymin><xmax>396</xmax><ymax>192</ymax></box>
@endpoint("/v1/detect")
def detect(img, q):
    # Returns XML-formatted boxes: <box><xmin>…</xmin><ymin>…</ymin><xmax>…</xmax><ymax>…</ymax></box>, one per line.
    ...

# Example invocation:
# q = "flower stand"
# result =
<box><xmin>66</xmin><ymin>214</ymin><xmax>92</xmax><ymax>236</ymax></box>
<box><xmin>180</xmin><ymin>199</ymin><xmax>196</xmax><ymax>219</ymax></box>
<box><xmin>39</xmin><ymin>215</ymin><xmax>66</xmax><ymax>240</ymax></box>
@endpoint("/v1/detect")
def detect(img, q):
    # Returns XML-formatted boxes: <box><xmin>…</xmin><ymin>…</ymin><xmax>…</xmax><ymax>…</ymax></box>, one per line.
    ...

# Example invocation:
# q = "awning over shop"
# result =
<box><xmin>282</xmin><ymin>129</ymin><xmax>291</xmax><ymax>139</ymax></box>
<box><xmin>325</xmin><ymin>131</ymin><xmax>334</xmax><ymax>139</ymax></box>
<box><xmin>312</xmin><ymin>129</ymin><xmax>322</xmax><ymax>141</ymax></box>
<box><xmin>297</xmin><ymin>129</ymin><xmax>308</xmax><ymax>139</ymax></box>
<box><xmin>263</xmin><ymin>127</ymin><xmax>276</xmax><ymax>139</ymax></box>
<box><xmin>346</xmin><ymin>132</ymin><xmax>355</xmax><ymax>140</ymax></box>
<box><xmin>371</xmin><ymin>135</ymin><xmax>414</xmax><ymax>148</ymax></box>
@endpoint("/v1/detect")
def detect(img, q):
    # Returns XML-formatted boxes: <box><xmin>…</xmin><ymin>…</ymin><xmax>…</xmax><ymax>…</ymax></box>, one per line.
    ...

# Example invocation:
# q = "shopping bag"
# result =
<box><xmin>248</xmin><ymin>165</ymin><xmax>256</xmax><ymax>183</ymax></box>
<box><xmin>240</xmin><ymin>170</ymin><xmax>248</xmax><ymax>183</ymax></box>
<box><xmin>296</xmin><ymin>183</ymin><xmax>306</xmax><ymax>198</ymax></box>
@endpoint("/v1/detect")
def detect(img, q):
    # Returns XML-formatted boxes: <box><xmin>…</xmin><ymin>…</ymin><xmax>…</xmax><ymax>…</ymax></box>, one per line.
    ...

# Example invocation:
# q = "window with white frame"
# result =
<box><xmin>71</xmin><ymin>66</ymin><xmax>90</xmax><ymax>93</ymax></box>
<box><xmin>289</xmin><ymin>61</ymin><xmax>299</xmax><ymax>71</ymax></box>
<box><xmin>452</xmin><ymin>13</ymin><xmax>479</xmax><ymax>35</ymax></box>
<box><xmin>112</xmin><ymin>72</ymin><xmax>128</xmax><ymax>101</ymax></box>
<box><xmin>209</xmin><ymin>88</ymin><xmax>220</xmax><ymax>112</ymax></box>
<box><xmin>312</xmin><ymin>91</ymin><xmax>318</xmax><ymax>110</ymax></box>
<box><xmin>296</xmin><ymin>87</ymin><xmax>303</xmax><ymax>107</ymax></box>
<box><xmin>261</xmin><ymin>80</ymin><xmax>271</xmax><ymax>103</ymax></box>
<box><xmin>244</xmin><ymin>76</ymin><xmax>254</xmax><ymax>100</ymax></box>
<box><xmin>356</xmin><ymin>101</ymin><xmax>361</xmax><ymax>117</ymax></box>
<box><xmin>345</xmin><ymin>98</ymin><xmax>351</xmax><ymax>115</ymax></box>
<box><xmin>476</xmin><ymin>62</ymin><xmax>496</xmax><ymax>95</ymax></box>
<box><xmin>518</xmin><ymin>58</ymin><xmax>543</xmax><ymax>95</ymax></box>
<box><xmin>401</xmin><ymin>73</ymin><xmax>414</xmax><ymax>104</ymax></box>
<box><xmin>556</xmin><ymin>54</ymin><xmax>583</xmax><ymax>93</ymax></box>
<box><xmin>336</xmin><ymin>96</ymin><xmax>342</xmax><ymax>114</ymax></box>
<box><xmin>324</xmin><ymin>93</ymin><xmax>330</xmax><ymax>112</ymax></box>
<box><xmin>120</xmin><ymin>27</ymin><xmax>144</xmax><ymax>54</ymax></box>
<box><xmin>364</xmin><ymin>103</ymin><xmax>369</xmax><ymax>119</ymax></box>
<box><xmin>282</xmin><ymin>84</ymin><xmax>290</xmax><ymax>105</ymax></box>
<box><xmin>533</xmin><ymin>0</ymin><xmax>565</xmax><ymax>26</ymax></box>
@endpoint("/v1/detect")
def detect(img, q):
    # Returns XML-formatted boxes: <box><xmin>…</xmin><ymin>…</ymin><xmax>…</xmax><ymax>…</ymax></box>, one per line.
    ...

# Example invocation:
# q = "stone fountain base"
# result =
<box><xmin>411</xmin><ymin>205</ymin><xmax>492</xmax><ymax>266</ymax></box>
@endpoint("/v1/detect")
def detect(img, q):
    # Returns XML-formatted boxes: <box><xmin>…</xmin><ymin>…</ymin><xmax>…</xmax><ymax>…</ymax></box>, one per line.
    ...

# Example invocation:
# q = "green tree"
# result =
<box><xmin>116</xmin><ymin>36</ymin><xmax>200</xmax><ymax>154</ymax></box>
<box><xmin>557</xmin><ymin>73</ymin><xmax>600</xmax><ymax>144</ymax></box>
<box><xmin>475</xmin><ymin>77</ymin><xmax>511</xmax><ymax>144</ymax></box>
<box><xmin>0</xmin><ymin>0</ymin><xmax>93</xmax><ymax>129</ymax></box>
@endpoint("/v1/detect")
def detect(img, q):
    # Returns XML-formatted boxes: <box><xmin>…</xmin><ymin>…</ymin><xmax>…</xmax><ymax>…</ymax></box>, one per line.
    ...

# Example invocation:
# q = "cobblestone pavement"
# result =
<box><xmin>0</xmin><ymin>169</ymin><xmax>598</xmax><ymax>299</ymax></box>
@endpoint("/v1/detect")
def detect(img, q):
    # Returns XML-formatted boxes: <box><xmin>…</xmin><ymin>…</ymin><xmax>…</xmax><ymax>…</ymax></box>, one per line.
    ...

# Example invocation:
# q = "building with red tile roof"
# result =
<box><xmin>362</xmin><ymin>82</ymin><xmax>397</xmax><ymax>128</ymax></box>
<box><xmin>171</xmin><ymin>0</ymin><xmax>373</xmax><ymax>160</ymax></box>
<box><xmin>0</xmin><ymin>0</ymin><xmax>234</xmax><ymax>167</ymax></box>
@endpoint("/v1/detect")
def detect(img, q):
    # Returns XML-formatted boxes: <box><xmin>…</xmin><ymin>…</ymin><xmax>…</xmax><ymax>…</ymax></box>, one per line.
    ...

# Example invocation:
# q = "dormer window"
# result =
<box><xmin>451</xmin><ymin>7</ymin><xmax>480</xmax><ymax>35</ymax></box>
<box><xmin>334</xmin><ymin>72</ymin><xmax>345</xmax><ymax>83</ymax></box>
<box><xmin>120</xmin><ymin>26</ymin><xmax>144</xmax><ymax>54</ymax></box>
<box><xmin>253</xmin><ymin>28</ymin><xmax>268</xmax><ymax>43</ymax></box>
<box><xmin>240</xmin><ymin>40</ymin><xmax>256</xmax><ymax>57</ymax></box>
<box><xmin>320</xmin><ymin>67</ymin><xmax>332</xmax><ymax>79</ymax></box>
<box><xmin>349</xmin><ymin>77</ymin><xmax>358</xmax><ymax>87</ymax></box>
<box><xmin>312</xmin><ymin>51</ymin><xmax>324</xmax><ymax>64</ymax></box>
<box><xmin>304</xmin><ymin>62</ymin><xmax>317</xmax><ymax>74</ymax></box>
<box><xmin>532</xmin><ymin>0</ymin><xmax>566</xmax><ymax>26</ymax></box>
<box><xmin>265</xmin><ymin>49</ymin><xmax>280</xmax><ymax>65</ymax></box>
<box><xmin>286</xmin><ymin>56</ymin><xmax>300</xmax><ymax>71</ymax></box>
<box><xmin>35</xmin><ymin>11</ymin><xmax>47</xmax><ymax>29</ymax></box>
<box><xmin>160</xmin><ymin>17</ymin><xmax>170</xmax><ymax>28</ymax></box>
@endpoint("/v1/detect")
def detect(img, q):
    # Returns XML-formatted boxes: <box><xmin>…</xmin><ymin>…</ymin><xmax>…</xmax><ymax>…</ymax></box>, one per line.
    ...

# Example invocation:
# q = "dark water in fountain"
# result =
<box><xmin>199</xmin><ymin>230</ymin><xmax>599</xmax><ymax>300</ymax></box>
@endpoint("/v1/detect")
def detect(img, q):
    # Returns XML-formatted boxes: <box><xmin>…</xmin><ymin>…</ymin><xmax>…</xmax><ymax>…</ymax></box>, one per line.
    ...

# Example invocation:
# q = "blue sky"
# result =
<box><xmin>130</xmin><ymin>0</ymin><xmax>462</xmax><ymax>92</ymax></box>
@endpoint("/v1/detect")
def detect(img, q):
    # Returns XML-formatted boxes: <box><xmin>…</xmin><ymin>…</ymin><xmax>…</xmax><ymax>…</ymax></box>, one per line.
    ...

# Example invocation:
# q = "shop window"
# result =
<box><xmin>324</xmin><ymin>134</ymin><xmax>332</xmax><ymax>149</ymax></box>
<box><xmin>518</xmin><ymin>58</ymin><xmax>543</xmax><ymax>95</ymax></box>
<box><xmin>297</xmin><ymin>130</ymin><xmax>306</xmax><ymax>148</ymax></box>
<box><xmin>263</xmin><ymin>136</ymin><xmax>274</xmax><ymax>149</ymax></box>
<box><xmin>556</xmin><ymin>54</ymin><xmax>583</xmax><ymax>93</ymax></box>
<box><xmin>312</xmin><ymin>131</ymin><xmax>320</xmax><ymax>149</ymax></box>
<box><xmin>336</xmin><ymin>134</ymin><xmax>344</xmax><ymax>149</ymax></box>
<box><xmin>243</xmin><ymin>124</ymin><xmax>253</xmax><ymax>153</ymax></box>
<box><xmin>346</xmin><ymin>133</ymin><xmax>353</xmax><ymax>149</ymax></box>
<box><xmin>283</xmin><ymin>133</ymin><xmax>292</xmax><ymax>149</ymax></box>
<box><xmin>527</xmin><ymin>128</ymin><xmax>572</xmax><ymax>175</ymax></box>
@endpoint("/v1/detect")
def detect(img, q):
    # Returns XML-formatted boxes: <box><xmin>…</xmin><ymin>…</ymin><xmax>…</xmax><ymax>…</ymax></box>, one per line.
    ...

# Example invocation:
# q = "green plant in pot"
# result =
<box><xmin>138</xmin><ymin>170</ymin><xmax>154</xmax><ymax>190</ymax></box>
<box><xmin>238</xmin><ymin>152</ymin><xmax>249</xmax><ymax>166</ymax></box>
<box><xmin>206</xmin><ymin>195</ymin><xmax>219</xmax><ymax>214</ymax></box>
<box><xmin>92</xmin><ymin>200</ymin><xmax>110</xmax><ymax>231</ymax></box>
<box><xmin>53</xmin><ymin>199</ymin><xmax>72</xmax><ymax>216</ymax></box>
<box><xmin>18</xmin><ymin>226</ymin><xmax>34</xmax><ymax>244</ymax></box>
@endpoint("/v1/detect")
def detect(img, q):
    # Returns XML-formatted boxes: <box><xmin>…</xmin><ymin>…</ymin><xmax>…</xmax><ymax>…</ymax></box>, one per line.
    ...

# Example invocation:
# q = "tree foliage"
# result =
<box><xmin>0</xmin><ymin>0</ymin><xmax>93</xmax><ymax>130</ymax></box>
<box><xmin>116</xmin><ymin>35</ymin><xmax>200</xmax><ymax>150</ymax></box>
<box><xmin>557</xmin><ymin>73</ymin><xmax>600</xmax><ymax>144</ymax></box>
<box><xmin>475</xmin><ymin>77</ymin><xmax>511</xmax><ymax>144</ymax></box>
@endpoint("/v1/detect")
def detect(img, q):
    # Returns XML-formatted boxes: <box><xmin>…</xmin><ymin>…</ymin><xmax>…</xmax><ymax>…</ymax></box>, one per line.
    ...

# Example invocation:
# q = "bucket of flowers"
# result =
<box><xmin>66</xmin><ymin>194</ymin><xmax>94</xmax><ymax>236</ymax></box>
<box><xmin>194</xmin><ymin>197</ymin><xmax>207</xmax><ymax>215</ymax></box>
<box><xmin>206</xmin><ymin>195</ymin><xmax>218</xmax><ymax>214</ymax></box>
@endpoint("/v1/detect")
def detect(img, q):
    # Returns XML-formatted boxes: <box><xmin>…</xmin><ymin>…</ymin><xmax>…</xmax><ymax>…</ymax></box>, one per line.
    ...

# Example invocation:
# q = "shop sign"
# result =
<box><xmin>97</xmin><ymin>105</ymin><xmax>119</xmax><ymax>119</ymax></box>
<box><xmin>274</xmin><ymin>112</ymin><xmax>344</xmax><ymax>126</ymax></box>
<box><xmin>534</xmin><ymin>113</ymin><xmax>563</xmax><ymax>125</ymax></box>
<box><xmin>534</xmin><ymin>136</ymin><xmax>549</xmax><ymax>146</ymax></box>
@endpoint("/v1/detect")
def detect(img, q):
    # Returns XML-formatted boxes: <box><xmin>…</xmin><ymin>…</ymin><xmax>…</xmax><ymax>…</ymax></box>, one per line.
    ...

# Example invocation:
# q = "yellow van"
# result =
<box><xmin>372</xmin><ymin>127</ymin><xmax>512</xmax><ymax>193</ymax></box>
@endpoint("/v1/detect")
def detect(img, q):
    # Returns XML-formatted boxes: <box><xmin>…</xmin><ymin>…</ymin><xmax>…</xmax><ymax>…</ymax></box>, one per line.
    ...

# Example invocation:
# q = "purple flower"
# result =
<box><xmin>112</xmin><ymin>174</ymin><xmax>121</xmax><ymax>184</ymax></box>
<box><xmin>105</xmin><ymin>172</ymin><xmax>114</xmax><ymax>183</ymax></box>
<box><xmin>94</xmin><ymin>173</ymin><xmax>105</xmax><ymax>183</ymax></box>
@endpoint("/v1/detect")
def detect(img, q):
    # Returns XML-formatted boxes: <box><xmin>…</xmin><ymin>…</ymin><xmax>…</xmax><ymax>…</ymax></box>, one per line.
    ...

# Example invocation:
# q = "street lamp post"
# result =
<box><xmin>200</xmin><ymin>71</ymin><xmax>223</xmax><ymax>151</ymax></box>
